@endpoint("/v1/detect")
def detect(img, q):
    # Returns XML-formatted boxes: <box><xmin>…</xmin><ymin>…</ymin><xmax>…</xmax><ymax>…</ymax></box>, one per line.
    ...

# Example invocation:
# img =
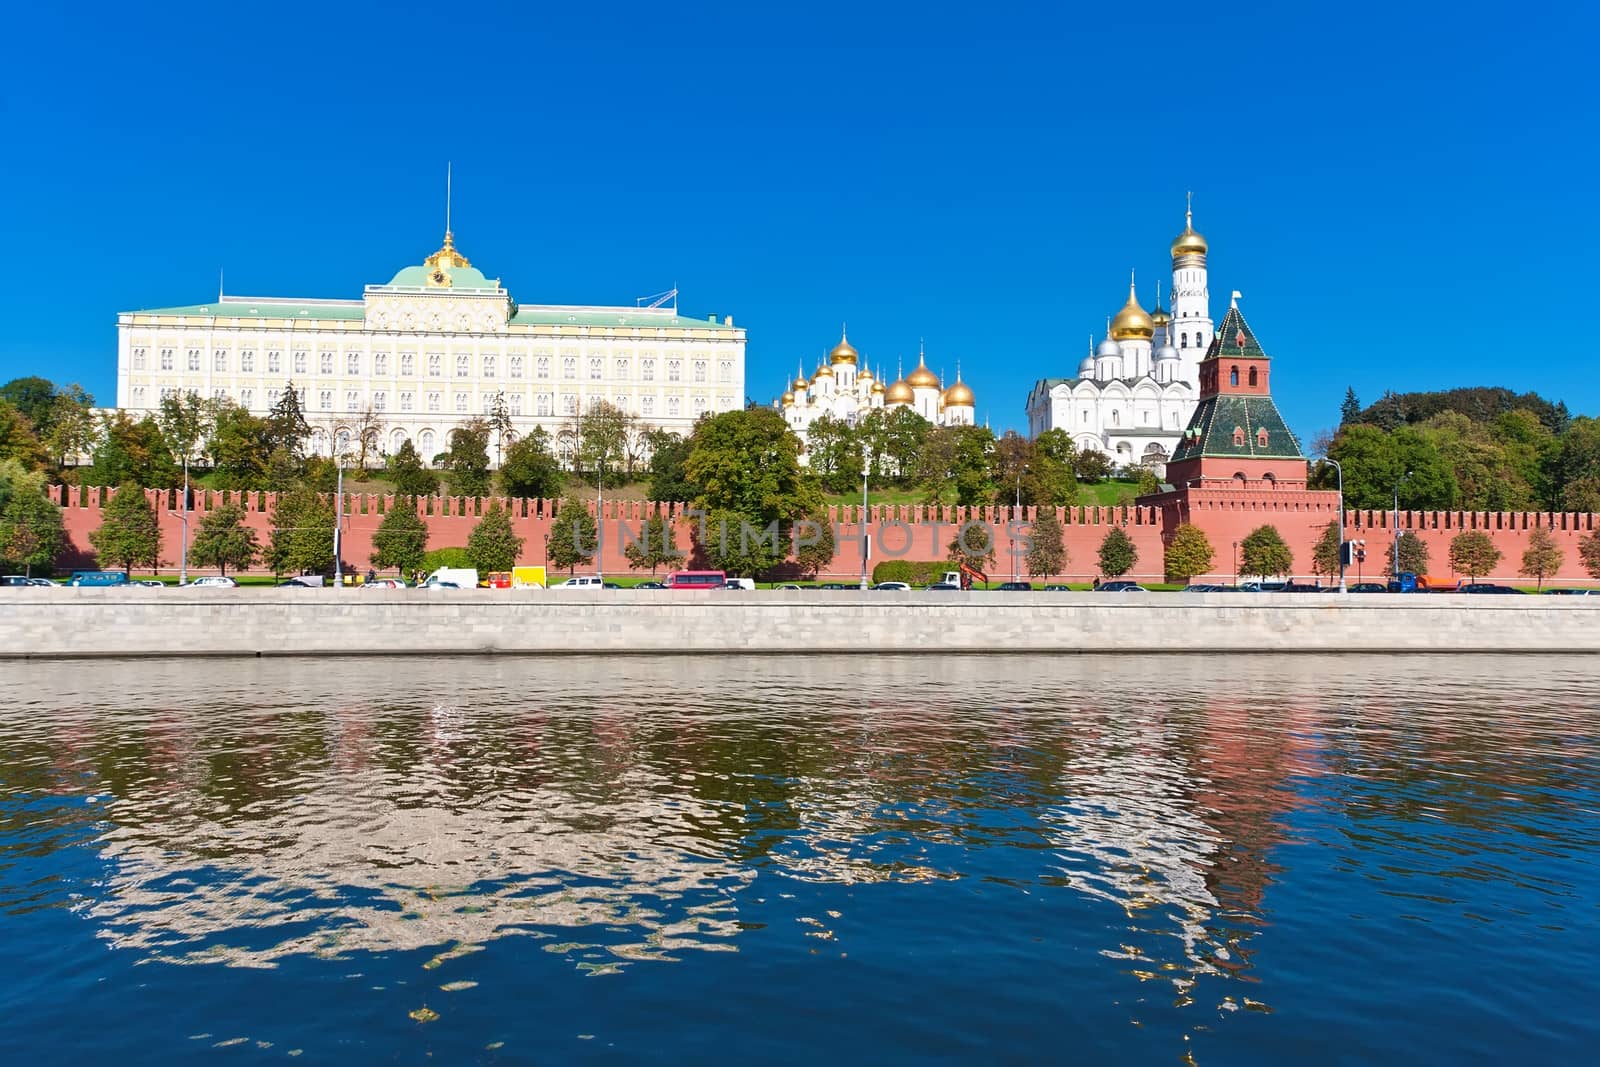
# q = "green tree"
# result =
<box><xmin>1328</xmin><ymin>423</ymin><xmax>1457</xmax><ymax>510</ymax></box>
<box><xmin>385</xmin><ymin>439</ymin><xmax>440</xmax><ymax>497</ymax></box>
<box><xmin>685</xmin><ymin>407</ymin><xmax>821</xmax><ymax>528</ymax></box>
<box><xmin>624</xmin><ymin>513</ymin><xmax>682</xmax><ymax>574</ymax></box>
<box><xmin>268</xmin><ymin>487</ymin><xmax>335</xmax><ymax>577</ymax></box>
<box><xmin>500</xmin><ymin>427</ymin><xmax>564</xmax><ymax>499</ymax></box>
<box><xmin>0</xmin><ymin>470</ymin><xmax>64</xmax><ymax>577</ymax></box>
<box><xmin>576</xmin><ymin>400</ymin><xmax>630</xmax><ymax>484</ymax></box>
<box><xmin>44</xmin><ymin>385</ymin><xmax>97</xmax><ymax>474</ymax></box>
<box><xmin>89</xmin><ymin>485</ymin><xmax>162</xmax><ymax>576</ymax></box>
<box><xmin>1310</xmin><ymin>521</ymin><xmax>1342</xmax><ymax>578</ymax></box>
<box><xmin>696</xmin><ymin>506</ymin><xmax>786</xmax><ymax>577</ymax></box>
<box><xmin>157</xmin><ymin>390</ymin><xmax>211</xmax><ymax>477</ymax></box>
<box><xmin>0</xmin><ymin>399</ymin><xmax>51</xmax><ymax>472</ymax></box>
<box><xmin>443</xmin><ymin>420</ymin><xmax>492</xmax><ymax>497</ymax></box>
<box><xmin>546</xmin><ymin>497</ymin><xmax>597</xmax><ymax>573</ymax></box>
<box><xmin>1448</xmin><ymin>530</ymin><xmax>1502</xmax><ymax>582</ymax></box>
<box><xmin>1519</xmin><ymin>527</ymin><xmax>1564</xmax><ymax>591</ymax></box>
<box><xmin>1240</xmin><ymin>524</ymin><xmax>1294</xmax><ymax>578</ymax></box>
<box><xmin>1384</xmin><ymin>532</ymin><xmax>1432</xmax><ymax>577</ymax></box>
<box><xmin>266</xmin><ymin>381</ymin><xmax>312</xmax><ymax>460</ymax></box>
<box><xmin>1164</xmin><ymin>523</ymin><xmax>1215</xmax><ymax>583</ymax></box>
<box><xmin>1031</xmin><ymin>429</ymin><xmax>1080</xmax><ymax>506</ymax></box>
<box><xmin>370</xmin><ymin>499</ymin><xmax>430</xmax><ymax>576</ymax></box>
<box><xmin>1578</xmin><ymin>530</ymin><xmax>1600</xmax><ymax>579</ymax></box>
<box><xmin>1073</xmin><ymin>449</ymin><xmax>1115</xmax><ymax>484</ymax></box>
<box><xmin>806</xmin><ymin>414</ymin><xmax>862</xmax><ymax>493</ymax></box>
<box><xmin>916</xmin><ymin>424</ymin><xmax>996</xmax><ymax>505</ymax></box>
<box><xmin>793</xmin><ymin>513</ymin><xmax>835</xmax><ymax>578</ymax></box>
<box><xmin>487</xmin><ymin>391</ymin><xmax>513</xmax><ymax>467</ymax></box>
<box><xmin>205</xmin><ymin>401</ymin><xmax>274</xmax><ymax>488</ymax></box>
<box><xmin>86</xmin><ymin>412</ymin><xmax>178</xmax><ymax>488</ymax></box>
<box><xmin>1135</xmin><ymin>467</ymin><xmax>1161</xmax><ymax>497</ymax></box>
<box><xmin>1097</xmin><ymin>526</ymin><xmax>1137</xmax><ymax>579</ymax></box>
<box><xmin>1026</xmin><ymin>508</ymin><xmax>1066</xmax><ymax>577</ymax></box>
<box><xmin>645</xmin><ymin>430</ymin><xmax>695</xmax><ymax>502</ymax></box>
<box><xmin>0</xmin><ymin>377</ymin><xmax>60</xmax><ymax>433</ymax></box>
<box><xmin>946</xmin><ymin>520</ymin><xmax>998</xmax><ymax>576</ymax></box>
<box><xmin>1339</xmin><ymin>387</ymin><xmax>1361</xmax><ymax>426</ymax></box>
<box><xmin>466</xmin><ymin>501</ymin><xmax>524</xmax><ymax>573</ymax></box>
<box><xmin>871</xmin><ymin>406</ymin><xmax>932</xmax><ymax>483</ymax></box>
<box><xmin>189</xmin><ymin>504</ymin><xmax>259</xmax><ymax>576</ymax></box>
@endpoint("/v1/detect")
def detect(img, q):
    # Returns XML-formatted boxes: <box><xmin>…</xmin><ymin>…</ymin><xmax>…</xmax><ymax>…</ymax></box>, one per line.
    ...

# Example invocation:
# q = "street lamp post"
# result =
<box><xmin>168</xmin><ymin>453</ymin><xmax>191</xmax><ymax>585</ymax></box>
<box><xmin>1392</xmin><ymin>470</ymin><xmax>1413</xmax><ymax>579</ymax></box>
<box><xmin>1323</xmin><ymin>457</ymin><xmax>1347</xmax><ymax>593</ymax></box>
<box><xmin>596</xmin><ymin>451</ymin><xmax>604</xmax><ymax>584</ymax></box>
<box><xmin>333</xmin><ymin>456</ymin><xmax>345</xmax><ymax>587</ymax></box>
<box><xmin>859</xmin><ymin>440</ymin><xmax>870</xmax><ymax>591</ymax></box>
<box><xmin>1013</xmin><ymin>463</ymin><xmax>1030</xmax><ymax>583</ymax></box>
<box><xmin>1233</xmin><ymin>540</ymin><xmax>1239</xmax><ymax>586</ymax></box>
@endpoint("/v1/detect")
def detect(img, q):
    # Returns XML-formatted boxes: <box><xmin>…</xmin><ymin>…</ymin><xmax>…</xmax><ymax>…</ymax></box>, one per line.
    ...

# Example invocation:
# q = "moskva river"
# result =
<box><xmin>1</xmin><ymin>655</ymin><xmax>1596</xmax><ymax>1064</ymax></box>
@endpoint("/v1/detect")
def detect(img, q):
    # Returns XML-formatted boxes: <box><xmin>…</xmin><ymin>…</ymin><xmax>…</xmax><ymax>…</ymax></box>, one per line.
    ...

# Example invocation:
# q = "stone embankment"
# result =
<box><xmin>4</xmin><ymin>589</ymin><xmax>1599</xmax><ymax>658</ymax></box>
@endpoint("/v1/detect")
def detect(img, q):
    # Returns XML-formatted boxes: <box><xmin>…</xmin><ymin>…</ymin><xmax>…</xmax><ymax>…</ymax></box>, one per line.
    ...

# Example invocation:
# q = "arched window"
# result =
<box><xmin>1111</xmin><ymin>409</ymin><xmax>1120</xmax><ymax>426</ymax></box>
<box><xmin>1233</xmin><ymin>471</ymin><xmax>1247</xmax><ymax>486</ymax></box>
<box><xmin>418</xmin><ymin>430</ymin><xmax>435</xmax><ymax>462</ymax></box>
<box><xmin>1248</xmin><ymin>367</ymin><xmax>1258</xmax><ymax>387</ymax></box>
<box><xmin>1180</xmin><ymin>333</ymin><xmax>1188</xmax><ymax>348</ymax></box>
<box><xmin>1233</xmin><ymin>426</ymin><xmax>1246</xmax><ymax>447</ymax></box>
<box><xmin>1263</xmin><ymin>472</ymin><xmax>1277</xmax><ymax>487</ymax></box>
<box><xmin>1257</xmin><ymin>427</ymin><xmax>1269</xmax><ymax>448</ymax></box>
<box><xmin>1229</xmin><ymin>366</ymin><xmax>1239</xmax><ymax>387</ymax></box>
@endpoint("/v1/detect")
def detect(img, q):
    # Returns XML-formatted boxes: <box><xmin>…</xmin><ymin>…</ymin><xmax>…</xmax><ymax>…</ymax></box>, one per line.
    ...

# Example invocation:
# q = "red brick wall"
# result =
<box><xmin>48</xmin><ymin>486</ymin><xmax>1600</xmax><ymax>586</ymax></box>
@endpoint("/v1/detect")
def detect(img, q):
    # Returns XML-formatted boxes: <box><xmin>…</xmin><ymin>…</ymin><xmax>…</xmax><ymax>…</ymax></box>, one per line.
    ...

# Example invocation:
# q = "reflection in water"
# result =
<box><xmin>2</xmin><ymin>654</ymin><xmax>1597</xmax><ymax>1062</ymax></box>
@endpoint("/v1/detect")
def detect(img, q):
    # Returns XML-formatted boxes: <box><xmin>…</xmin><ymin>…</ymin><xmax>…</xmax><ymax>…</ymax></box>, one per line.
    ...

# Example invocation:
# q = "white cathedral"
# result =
<box><xmin>1024</xmin><ymin>205</ymin><xmax>1215</xmax><ymax>471</ymax></box>
<box><xmin>776</xmin><ymin>332</ymin><xmax>977</xmax><ymax>458</ymax></box>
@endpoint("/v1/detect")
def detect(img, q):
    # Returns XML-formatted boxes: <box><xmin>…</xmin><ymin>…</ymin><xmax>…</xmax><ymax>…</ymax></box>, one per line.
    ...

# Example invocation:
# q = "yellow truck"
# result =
<box><xmin>511</xmin><ymin>566</ymin><xmax>547</xmax><ymax>589</ymax></box>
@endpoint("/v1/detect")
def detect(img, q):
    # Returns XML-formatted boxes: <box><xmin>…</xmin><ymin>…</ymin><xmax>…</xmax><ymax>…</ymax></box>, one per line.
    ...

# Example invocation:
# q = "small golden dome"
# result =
<box><xmin>872</xmin><ymin>380</ymin><xmax>885</xmax><ymax>394</ymax></box>
<box><xmin>829</xmin><ymin>329</ymin><xmax>858</xmax><ymax>365</ymax></box>
<box><xmin>885</xmin><ymin>379</ymin><xmax>914</xmax><ymax>404</ymax></box>
<box><xmin>943</xmin><ymin>379</ymin><xmax>975</xmax><ymax>406</ymax></box>
<box><xmin>858</xmin><ymin>365</ymin><xmax>874</xmax><ymax>382</ymax></box>
<box><xmin>793</xmin><ymin>374</ymin><xmax>808</xmax><ymax>390</ymax></box>
<box><xmin>1171</xmin><ymin>205</ymin><xmax>1208</xmax><ymax>259</ymax></box>
<box><xmin>1150</xmin><ymin>305</ymin><xmax>1170</xmax><ymax>326</ymax></box>
<box><xmin>905</xmin><ymin>351</ymin><xmax>941</xmax><ymax>389</ymax></box>
<box><xmin>1110</xmin><ymin>277</ymin><xmax>1154</xmax><ymax>340</ymax></box>
<box><xmin>781</xmin><ymin>390</ymin><xmax>795</xmax><ymax>405</ymax></box>
<box><xmin>813</xmin><ymin>362</ymin><xmax>834</xmax><ymax>380</ymax></box>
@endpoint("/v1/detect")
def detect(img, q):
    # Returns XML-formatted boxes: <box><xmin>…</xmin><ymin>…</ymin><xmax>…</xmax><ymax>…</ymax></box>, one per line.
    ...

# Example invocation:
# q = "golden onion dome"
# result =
<box><xmin>1150</xmin><ymin>305</ymin><xmax>1170</xmax><ymax>326</ymax></box>
<box><xmin>885</xmin><ymin>379</ymin><xmax>915</xmax><ymax>404</ymax></box>
<box><xmin>1171</xmin><ymin>205</ymin><xmax>1208</xmax><ymax>259</ymax></box>
<box><xmin>793</xmin><ymin>374</ymin><xmax>808</xmax><ymax>390</ymax></box>
<box><xmin>829</xmin><ymin>330</ymin><xmax>859</xmax><ymax>365</ymax></box>
<box><xmin>1110</xmin><ymin>277</ymin><xmax>1155</xmax><ymax>340</ymax></box>
<box><xmin>905</xmin><ymin>351</ymin><xmax>941</xmax><ymax>389</ymax></box>
<box><xmin>871</xmin><ymin>379</ymin><xmax>885</xmax><ymax>394</ymax></box>
<box><xmin>812</xmin><ymin>362</ymin><xmax>834</xmax><ymax>380</ymax></box>
<box><xmin>781</xmin><ymin>390</ymin><xmax>795</xmax><ymax>405</ymax></box>
<box><xmin>858</xmin><ymin>365</ymin><xmax>875</xmax><ymax>382</ymax></box>
<box><xmin>943</xmin><ymin>378</ymin><xmax>975</xmax><ymax>406</ymax></box>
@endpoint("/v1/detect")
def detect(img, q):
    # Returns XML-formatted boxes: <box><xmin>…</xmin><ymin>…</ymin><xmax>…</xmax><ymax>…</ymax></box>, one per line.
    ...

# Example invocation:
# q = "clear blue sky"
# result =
<box><xmin>1</xmin><ymin>0</ymin><xmax>1594</xmax><ymax>443</ymax></box>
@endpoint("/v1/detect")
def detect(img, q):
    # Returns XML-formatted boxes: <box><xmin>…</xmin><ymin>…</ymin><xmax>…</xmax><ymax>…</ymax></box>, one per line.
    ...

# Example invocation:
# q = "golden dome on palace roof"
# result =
<box><xmin>1150</xmin><ymin>304</ymin><xmax>1170</xmax><ymax>325</ymax></box>
<box><xmin>781</xmin><ymin>390</ymin><xmax>795</xmax><ymax>405</ymax></box>
<box><xmin>858</xmin><ymin>365</ymin><xmax>875</xmax><ymax>381</ymax></box>
<box><xmin>1171</xmin><ymin>204</ymin><xmax>1208</xmax><ymax>259</ymax></box>
<box><xmin>829</xmin><ymin>330</ymin><xmax>859</xmax><ymax>365</ymax></box>
<box><xmin>885</xmin><ymin>378</ymin><xmax>915</xmax><ymax>404</ymax></box>
<box><xmin>812</xmin><ymin>362</ymin><xmax>834</xmax><ymax>379</ymax></box>
<box><xmin>793</xmin><ymin>373</ymin><xmax>809</xmax><ymax>390</ymax></box>
<box><xmin>871</xmin><ymin>379</ymin><xmax>885</xmax><ymax>394</ymax></box>
<box><xmin>905</xmin><ymin>351</ymin><xmax>942</xmax><ymax>389</ymax></box>
<box><xmin>1110</xmin><ymin>276</ymin><xmax>1155</xmax><ymax>340</ymax></box>
<box><xmin>943</xmin><ymin>377</ymin><xmax>975</xmax><ymax>406</ymax></box>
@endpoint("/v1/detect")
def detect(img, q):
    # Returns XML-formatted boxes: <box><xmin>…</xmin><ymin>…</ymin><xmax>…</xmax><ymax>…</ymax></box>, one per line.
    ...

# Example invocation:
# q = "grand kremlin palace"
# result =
<box><xmin>114</xmin><ymin>231</ymin><xmax>747</xmax><ymax>462</ymax></box>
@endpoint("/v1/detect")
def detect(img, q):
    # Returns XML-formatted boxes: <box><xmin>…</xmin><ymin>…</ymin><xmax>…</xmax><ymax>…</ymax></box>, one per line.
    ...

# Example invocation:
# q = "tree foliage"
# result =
<box><xmin>86</xmin><ymin>412</ymin><xmax>179</xmax><ymax>489</ymax></box>
<box><xmin>1026</xmin><ymin>508</ymin><xmax>1066</xmax><ymax>577</ymax></box>
<box><xmin>1578</xmin><ymin>530</ymin><xmax>1600</xmax><ymax>579</ymax></box>
<box><xmin>466</xmin><ymin>501</ymin><xmax>524</xmax><ymax>573</ymax></box>
<box><xmin>370</xmin><ymin>499</ymin><xmax>430</xmax><ymax>576</ymax></box>
<box><xmin>89</xmin><ymin>485</ymin><xmax>162</xmax><ymax>576</ymax></box>
<box><xmin>546</xmin><ymin>497</ymin><xmax>596</xmax><ymax>573</ymax></box>
<box><xmin>1097</xmin><ymin>526</ymin><xmax>1137</xmax><ymax>579</ymax></box>
<box><xmin>793</xmin><ymin>514</ymin><xmax>835</xmax><ymax>577</ymax></box>
<box><xmin>624</xmin><ymin>513</ymin><xmax>681</xmax><ymax>574</ymax></box>
<box><xmin>443</xmin><ymin>420</ymin><xmax>492</xmax><ymax>497</ymax></box>
<box><xmin>645</xmin><ymin>429</ymin><xmax>694</xmax><ymax>503</ymax></box>
<box><xmin>268</xmin><ymin>488</ymin><xmax>335</xmax><ymax>576</ymax></box>
<box><xmin>695</xmin><ymin>506</ymin><xmax>785</xmax><ymax>577</ymax></box>
<box><xmin>1164</xmin><ymin>523</ymin><xmax>1215</xmax><ymax>582</ymax></box>
<box><xmin>946</xmin><ymin>520</ymin><xmax>997</xmax><ymax>575</ymax></box>
<box><xmin>499</xmin><ymin>427</ymin><xmax>563</xmax><ymax>499</ymax></box>
<box><xmin>1310</xmin><ymin>521</ymin><xmax>1342</xmax><ymax>578</ymax></box>
<box><xmin>1384</xmin><ymin>531</ymin><xmax>1432</xmax><ymax>577</ymax></box>
<box><xmin>189</xmin><ymin>504</ymin><xmax>260</xmax><ymax>576</ymax></box>
<box><xmin>685</xmin><ymin>408</ymin><xmax>821</xmax><ymax>545</ymax></box>
<box><xmin>916</xmin><ymin>424</ymin><xmax>997</xmax><ymax>505</ymax></box>
<box><xmin>0</xmin><ymin>462</ymin><xmax>64</xmax><ymax>576</ymax></box>
<box><xmin>1518</xmin><ymin>528</ymin><xmax>1563</xmax><ymax>590</ymax></box>
<box><xmin>385</xmin><ymin>439</ymin><xmax>440</xmax><ymax>497</ymax></box>
<box><xmin>1448</xmin><ymin>530</ymin><xmax>1502</xmax><ymax>581</ymax></box>
<box><xmin>1240</xmin><ymin>524</ymin><xmax>1294</xmax><ymax>578</ymax></box>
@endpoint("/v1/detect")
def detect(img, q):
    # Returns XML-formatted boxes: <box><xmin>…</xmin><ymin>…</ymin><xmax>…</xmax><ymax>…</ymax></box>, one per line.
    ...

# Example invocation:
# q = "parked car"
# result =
<box><xmin>1542</xmin><ymin>588</ymin><xmax>1596</xmax><ymax>595</ymax></box>
<box><xmin>277</xmin><ymin>577</ymin><xmax>323</xmax><ymax>588</ymax></box>
<box><xmin>1459</xmin><ymin>583</ymin><xmax>1525</xmax><ymax>594</ymax></box>
<box><xmin>1042</xmin><ymin>584</ymin><xmax>1073</xmax><ymax>591</ymax></box>
<box><xmin>1096</xmin><ymin>581</ymin><xmax>1145</xmax><ymax>592</ymax></box>
<box><xmin>635</xmin><ymin>581</ymin><xmax>666</xmax><ymax>590</ymax></box>
<box><xmin>420</xmin><ymin>579</ymin><xmax>461</xmax><ymax>590</ymax></box>
<box><xmin>926</xmin><ymin>582</ymin><xmax>960</xmax><ymax>590</ymax></box>
<box><xmin>425</xmin><ymin>567</ymin><xmax>479</xmax><ymax>589</ymax></box>
<box><xmin>1</xmin><ymin>576</ymin><xmax>34</xmax><ymax>587</ymax></box>
<box><xmin>996</xmin><ymin>581</ymin><xmax>1033</xmax><ymax>591</ymax></box>
<box><xmin>603</xmin><ymin>582</ymin><xmax>622</xmax><ymax>589</ymax></box>
<box><xmin>185</xmin><ymin>576</ymin><xmax>239</xmax><ymax>588</ymax></box>
<box><xmin>819</xmin><ymin>582</ymin><xmax>850</xmax><ymax>590</ymax></box>
<box><xmin>131</xmin><ymin>579</ymin><xmax>164</xmax><ymax>588</ymax></box>
<box><xmin>1347</xmin><ymin>582</ymin><xmax>1389</xmax><ymax>593</ymax></box>
<box><xmin>1182</xmin><ymin>583</ymin><xmax>1233</xmax><ymax>592</ymax></box>
<box><xmin>872</xmin><ymin>581</ymin><xmax>911</xmax><ymax>591</ymax></box>
<box><xmin>363</xmin><ymin>578</ymin><xmax>408</xmax><ymax>589</ymax></box>
<box><xmin>1281</xmin><ymin>582</ymin><xmax>1325</xmax><ymax>593</ymax></box>
<box><xmin>68</xmin><ymin>570</ymin><xmax>129</xmax><ymax>587</ymax></box>
<box><xmin>27</xmin><ymin>577</ymin><xmax>60</xmax><ymax>587</ymax></box>
<box><xmin>724</xmin><ymin>578</ymin><xmax>755</xmax><ymax>591</ymax></box>
<box><xmin>775</xmin><ymin>583</ymin><xmax>802</xmax><ymax>590</ymax></box>
<box><xmin>554</xmin><ymin>576</ymin><xmax>606</xmax><ymax>590</ymax></box>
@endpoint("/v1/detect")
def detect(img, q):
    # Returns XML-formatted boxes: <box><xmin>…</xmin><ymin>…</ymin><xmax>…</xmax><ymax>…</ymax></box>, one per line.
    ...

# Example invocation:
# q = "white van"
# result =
<box><xmin>424</xmin><ymin>567</ymin><xmax>478</xmax><ymax>589</ymax></box>
<box><xmin>724</xmin><ymin>577</ymin><xmax>755</xmax><ymax>591</ymax></box>
<box><xmin>553</xmin><ymin>575</ymin><xmax>605</xmax><ymax>590</ymax></box>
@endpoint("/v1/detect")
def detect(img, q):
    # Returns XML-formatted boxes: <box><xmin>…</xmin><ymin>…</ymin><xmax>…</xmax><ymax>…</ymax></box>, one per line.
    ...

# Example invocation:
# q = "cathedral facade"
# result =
<box><xmin>1024</xmin><ymin>206</ymin><xmax>1215</xmax><ymax>471</ymax></box>
<box><xmin>114</xmin><ymin>232</ymin><xmax>746</xmax><ymax>465</ymax></box>
<box><xmin>776</xmin><ymin>332</ymin><xmax>977</xmax><ymax>460</ymax></box>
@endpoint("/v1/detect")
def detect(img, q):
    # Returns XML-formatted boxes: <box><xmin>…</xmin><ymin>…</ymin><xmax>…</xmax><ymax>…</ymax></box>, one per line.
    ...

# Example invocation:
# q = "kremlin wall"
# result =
<box><xmin>45</xmin><ymin>484</ymin><xmax>1600</xmax><ymax>585</ymax></box>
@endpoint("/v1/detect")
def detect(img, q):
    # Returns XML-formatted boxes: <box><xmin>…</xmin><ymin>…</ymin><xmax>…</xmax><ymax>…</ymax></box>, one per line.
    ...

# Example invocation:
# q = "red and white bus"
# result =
<box><xmin>664</xmin><ymin>570</ymin><xmax>726</xmax><ymax>590</ymax></box>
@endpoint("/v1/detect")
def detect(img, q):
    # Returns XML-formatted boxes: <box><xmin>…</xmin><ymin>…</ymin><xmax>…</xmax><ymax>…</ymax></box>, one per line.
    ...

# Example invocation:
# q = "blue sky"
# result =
<box><xmin>1</xmin><ymin>0</ymin><xmax>1593</xmax><ymax>443</ymax></box>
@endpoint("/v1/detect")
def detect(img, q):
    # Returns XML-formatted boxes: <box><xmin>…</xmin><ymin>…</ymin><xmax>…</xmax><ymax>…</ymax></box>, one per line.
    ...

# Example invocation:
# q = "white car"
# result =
<box><xmin>872</xmin><ymin>582</ymin><xmax>911</xmax><ymax>591</ymax></box>
<box><xmin>185</xmin><ymin>576</ymin><xmax>239</xmax><ymax>588</ymax></box>
<box><xmin>363</xmin><ymin>578</ymin><xmax>408</xmax><ymax>589</ymax></box>
<box><xmin>553</xmin><ymin>576</ymin><xmax>606</xmax><ymax>590</ymax></box>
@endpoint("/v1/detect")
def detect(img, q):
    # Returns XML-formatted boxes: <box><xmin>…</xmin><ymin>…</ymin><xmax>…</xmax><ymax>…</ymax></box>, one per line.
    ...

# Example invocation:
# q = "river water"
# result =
<box><xmin>1</xmin><ymin>654</ymin><xmax>1596</xmax><ymax>1064</ymax></box>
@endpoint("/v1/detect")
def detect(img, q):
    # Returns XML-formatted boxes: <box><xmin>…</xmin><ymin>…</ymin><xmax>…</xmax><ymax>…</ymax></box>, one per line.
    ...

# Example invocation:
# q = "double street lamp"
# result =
<box><xmin>1013</xmin><ymin>463</ymin><xmax>1029</xmax><ymax>583</ymax></box>
<box><xmin>1393</xmin><ymin>470</ymin><xmax>1413</xmax><ymax>578</ymax></box>
<box><xmin>1322</xmin><ymin>457</ymin><xmax>1347</xmax><ymax>593</ymax></box>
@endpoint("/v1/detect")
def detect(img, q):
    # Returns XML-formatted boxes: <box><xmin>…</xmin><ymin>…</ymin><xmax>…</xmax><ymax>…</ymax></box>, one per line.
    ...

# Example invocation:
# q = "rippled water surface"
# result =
<box><xmin>2</xmin><ymin>654</ymin><xmax>1598</xmax><ymax>1064</ymax></box>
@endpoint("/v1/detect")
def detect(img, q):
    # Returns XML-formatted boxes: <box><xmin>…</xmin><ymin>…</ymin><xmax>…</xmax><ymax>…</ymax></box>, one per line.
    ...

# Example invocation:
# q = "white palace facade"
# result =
<box><xmin>115</xmin><ymin>231</ymin><xmax>746</xmax><ymax>464</ymax></box>
<box><xmin>1024</xmin><ymin>205</ymin><xmax>1215</xmax><ymax>471</ymax></box>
